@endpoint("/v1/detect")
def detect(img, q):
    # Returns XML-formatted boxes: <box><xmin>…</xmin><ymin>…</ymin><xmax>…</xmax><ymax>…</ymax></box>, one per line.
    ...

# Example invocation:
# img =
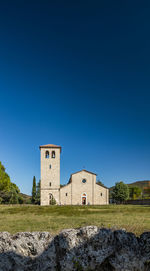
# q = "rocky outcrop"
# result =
<box><xmin>0</xmin><ymin>226</ymin><xmax>150</xmax><ymax>270</ymax></box>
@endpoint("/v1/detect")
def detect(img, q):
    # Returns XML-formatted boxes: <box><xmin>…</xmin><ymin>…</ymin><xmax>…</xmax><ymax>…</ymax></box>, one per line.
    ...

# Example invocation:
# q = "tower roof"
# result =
<box><xmin>39</xmin><ymin>144</ymin><xmax>61</xmax><ymax>152</ymax></box>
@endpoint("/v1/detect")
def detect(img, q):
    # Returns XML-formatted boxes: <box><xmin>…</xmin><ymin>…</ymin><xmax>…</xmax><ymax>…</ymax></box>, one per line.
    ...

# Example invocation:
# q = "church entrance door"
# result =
<box><xmin>82</xmin><ymin>193</ymin><xmax>87</xmax><ymax>205</ymax></box>
<box><xmin>82</xmin><ymin>197</ymin><xmax>86</xmax><ymax>205</ymax></box>
<box><xmin>49</xmin><ymin>193</ymin><xmax>53</xmax><ymax>205</ymax></box>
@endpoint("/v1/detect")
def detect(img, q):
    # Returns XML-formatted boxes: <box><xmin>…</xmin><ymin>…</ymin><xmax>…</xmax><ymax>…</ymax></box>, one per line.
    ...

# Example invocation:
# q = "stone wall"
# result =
<box><xmin>60</xmin><ymin>183</ymin><xmax>72</xmax><ymax>205</ymax></box>
<box><xmin>60</xmin><ymin>171</ymin><xmax>109</xmax><ymax>205</ymax></box>
<box><xmin>0</xmin><ymin>226</ymin><xmax>150</xmax><ymax>270</ymax></box>
<box><xmin>40</xmin><ymin>147</ymin><xmax>60</xmax><ymax>205</ymax></box>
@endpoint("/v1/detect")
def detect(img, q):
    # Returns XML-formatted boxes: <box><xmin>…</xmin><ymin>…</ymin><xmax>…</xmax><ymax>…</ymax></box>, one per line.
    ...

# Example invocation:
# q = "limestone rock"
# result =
<box><xmin>0</xmin><ymin>226</ymin><xmax>150</xmax><ymax>270</ymax></box>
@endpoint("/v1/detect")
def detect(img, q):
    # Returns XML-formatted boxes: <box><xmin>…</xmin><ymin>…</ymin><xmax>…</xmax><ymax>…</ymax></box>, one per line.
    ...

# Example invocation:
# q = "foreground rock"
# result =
<box><xmin>0</xmin><ymin>226</ymin><xmax>150</xmax><ymax>270</ymax></box>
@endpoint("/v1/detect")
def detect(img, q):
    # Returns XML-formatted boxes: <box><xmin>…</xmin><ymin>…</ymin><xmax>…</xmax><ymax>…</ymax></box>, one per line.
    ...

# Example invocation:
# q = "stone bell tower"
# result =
<box><xmin>40</xmin><ymin>144</ymin><xmax>61</xmax><ymax>205</ymax></box>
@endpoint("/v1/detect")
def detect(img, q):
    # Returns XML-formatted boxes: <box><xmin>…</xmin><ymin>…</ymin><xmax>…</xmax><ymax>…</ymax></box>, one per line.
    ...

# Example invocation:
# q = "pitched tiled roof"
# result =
<box><xmin>39</xmin><ymin>144</ymin><xmax>61</xmax><ymax>152</ymax></box>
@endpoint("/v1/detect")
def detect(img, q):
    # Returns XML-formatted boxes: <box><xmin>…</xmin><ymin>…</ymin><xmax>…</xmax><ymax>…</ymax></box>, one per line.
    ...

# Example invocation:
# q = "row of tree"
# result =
<box><xmin>129</xmin><ymin>186</ymin><xmax>142</xmax><ymax>200</ymax></box>
<box><xmin>0</xmin><ymin>161</ymin><xmax>41</xmax><ymax>204</ymax></box>
<box><xmin>111</xmin><ymin>181</ymin><xmax>143</xmax><ymax>203</ymax></box>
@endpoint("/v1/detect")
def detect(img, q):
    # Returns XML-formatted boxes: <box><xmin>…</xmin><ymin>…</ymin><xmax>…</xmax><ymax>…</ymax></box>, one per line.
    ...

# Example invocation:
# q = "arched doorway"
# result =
<box><xmin>49</xmin><ymin>193</ymin><xmax>53</xmax><ymax>205</ymax></box>
<box><xmin>82</xmin><ymin>193</ymin><xmax>87</xmax><ymax>205</ymax></box>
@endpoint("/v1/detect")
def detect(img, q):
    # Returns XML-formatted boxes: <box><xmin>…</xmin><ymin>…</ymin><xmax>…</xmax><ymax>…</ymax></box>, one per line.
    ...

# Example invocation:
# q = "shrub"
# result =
<box><xmin>18</xmin><ymin>195</ymin><xmax>24</xmax><ymax>204</ymax></box>
<box><xmin>50</xmin><ymin>195</ymin><xmax>56</xmax><ymax>205</ymax></box>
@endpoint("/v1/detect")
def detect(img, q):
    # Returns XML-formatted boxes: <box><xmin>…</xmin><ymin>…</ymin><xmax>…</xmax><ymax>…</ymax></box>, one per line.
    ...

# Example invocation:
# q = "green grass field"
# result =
<box><xmin>0</xmin><ymin>205</ymin><xmax>149</xmax><ymax>235</ymax></box>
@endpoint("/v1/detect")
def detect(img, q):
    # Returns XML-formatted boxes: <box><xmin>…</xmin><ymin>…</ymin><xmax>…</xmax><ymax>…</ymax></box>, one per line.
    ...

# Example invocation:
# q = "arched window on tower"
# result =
<box><xmin>52</xmin><ymin>151</ymin><xmax>55</xmax><ymax>158</ymax></box>
<box><xmin>45</xmin><ymin>151</ymin><xmax>49</xmax><ymax>159</ymax></box>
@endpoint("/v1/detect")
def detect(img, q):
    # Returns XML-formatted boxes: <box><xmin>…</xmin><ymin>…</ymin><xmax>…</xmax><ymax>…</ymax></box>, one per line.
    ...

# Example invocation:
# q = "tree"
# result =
<box><xmin>129</xmin><ymin>186</ymin><xmax>142</xmax><ymax>200</ymax></box>
<box><xmin>143</xmin><ymin>187</ymin><xmax>150</xmax><ymax>198</ymax></box>
<box><xmin>0</xmin><ymin>161</ymin><xmax>21</xmax><ymax>204</ymax></box>
<box><xmin>0</xmin><ymin>183</ymin><xmax>20</xmax><ymax>204</ymax></box>
<box><xmin>35</xmin><ymin>180</ymin><xmax>40</xmax><ymax>205</ymax></box>
<box><xmin>32</xmin><ymin>176</ymin><xmax>36</xmax><ymax>204</ymax></box>
<box><xmin>0</xmin><ymin>162</ymin><xmax>11</xmax><ymax>192</ymax></box>
<box><xmin>10</xmin><ymin>183</ymin><xmax>20</xmax><ymax>194</ymax></box>
<box><xmin>112</xmin><ymin>181</ymin><xmax>129</xmax><ymax>204</ymax></box>
<box><xmin>9</xmin><ymin>187</ymin><xmax>19</xmax><ymax>204</ymax></box>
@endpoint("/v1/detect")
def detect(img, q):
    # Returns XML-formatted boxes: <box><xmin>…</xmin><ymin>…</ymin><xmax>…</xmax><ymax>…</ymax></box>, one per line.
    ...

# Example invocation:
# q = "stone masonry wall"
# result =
<box><xmin>59</xmin><ymin>172</ymin><xmax>109</xmax><ymax>205</ymax></box>
<box><xmin>0</xmin><ymin>226</ymin><xmax>150</xmax><ymax>270</ymax></box>
<box><xmin>40</xmin><ymin>147</ymin><xmax>60</xmax><ymax>205</ymax></box>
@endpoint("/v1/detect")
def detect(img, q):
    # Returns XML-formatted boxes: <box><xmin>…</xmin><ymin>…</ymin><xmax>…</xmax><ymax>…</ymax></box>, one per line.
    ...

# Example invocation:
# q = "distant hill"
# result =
<box><xmin>109</xmin><ymin>180</ymin><xmax>150</xmax><ymax>191</ymax></box>
<box><xmin>19</xmin><ymin>193</ymin><xmax>31</xmax><ymax>204</ymax></box>
<box><xmin>127</xmin><ymin>180</ymin><xmax>150</xmax><ymax>189</ymax></box>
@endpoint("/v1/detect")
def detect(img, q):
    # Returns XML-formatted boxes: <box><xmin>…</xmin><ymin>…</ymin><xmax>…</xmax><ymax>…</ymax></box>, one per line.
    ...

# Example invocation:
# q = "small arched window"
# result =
<box><xmin>49</xmin><ymin>182</ymin><xmax>51</xmax><ymax>187</ymax></box>
<box><xmin>45</xmin><ymin>151</ymin><xmax>49</xmax><ymax>159</ymax></box>
<box><xmin>101</xmin><ymin>193</ymin><xmax>103</xmax><ymax>196</ymax></box>
<box><xmin>52</xmin><ymin>151</ymin><xmax>55</xmax><ymax>158</ymax></box>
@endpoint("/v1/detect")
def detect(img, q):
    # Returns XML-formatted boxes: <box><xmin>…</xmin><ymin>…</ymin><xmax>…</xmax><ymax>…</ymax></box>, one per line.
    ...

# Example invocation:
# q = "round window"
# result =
<box><xmin>82</xmin><ymin>179</ymin><xmax>86</xmax><ymax>184</ymax></box>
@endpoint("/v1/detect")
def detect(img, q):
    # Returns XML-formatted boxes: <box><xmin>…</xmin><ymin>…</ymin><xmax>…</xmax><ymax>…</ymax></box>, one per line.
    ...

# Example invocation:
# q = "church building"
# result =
<box><xmin>40</xmin><ymin>144</ymin><xmax>109</xmax><ymax>205</ymax></box>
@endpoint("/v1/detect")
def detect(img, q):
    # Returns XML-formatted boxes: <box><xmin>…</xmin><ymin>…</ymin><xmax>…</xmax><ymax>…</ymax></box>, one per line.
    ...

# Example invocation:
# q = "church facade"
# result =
<box><xmin>40</xmin><ymin>144</ymin><xmax>109</xmax><ymax>206</ymax></box>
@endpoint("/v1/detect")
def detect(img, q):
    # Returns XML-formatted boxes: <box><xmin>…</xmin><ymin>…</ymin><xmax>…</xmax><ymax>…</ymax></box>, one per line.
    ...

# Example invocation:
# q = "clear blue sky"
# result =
<box><xmin>0</xmin><ymin>1</ymin><xmax>150</xmax><ymax>195</ymax></box>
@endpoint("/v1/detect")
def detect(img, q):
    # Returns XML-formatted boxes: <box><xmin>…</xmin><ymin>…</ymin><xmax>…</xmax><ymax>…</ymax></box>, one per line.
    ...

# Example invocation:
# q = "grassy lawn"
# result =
<box><xmin>0</xmin><ymin>204</ymin><xmax>149</xmax><ymax>236</ymax></box>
